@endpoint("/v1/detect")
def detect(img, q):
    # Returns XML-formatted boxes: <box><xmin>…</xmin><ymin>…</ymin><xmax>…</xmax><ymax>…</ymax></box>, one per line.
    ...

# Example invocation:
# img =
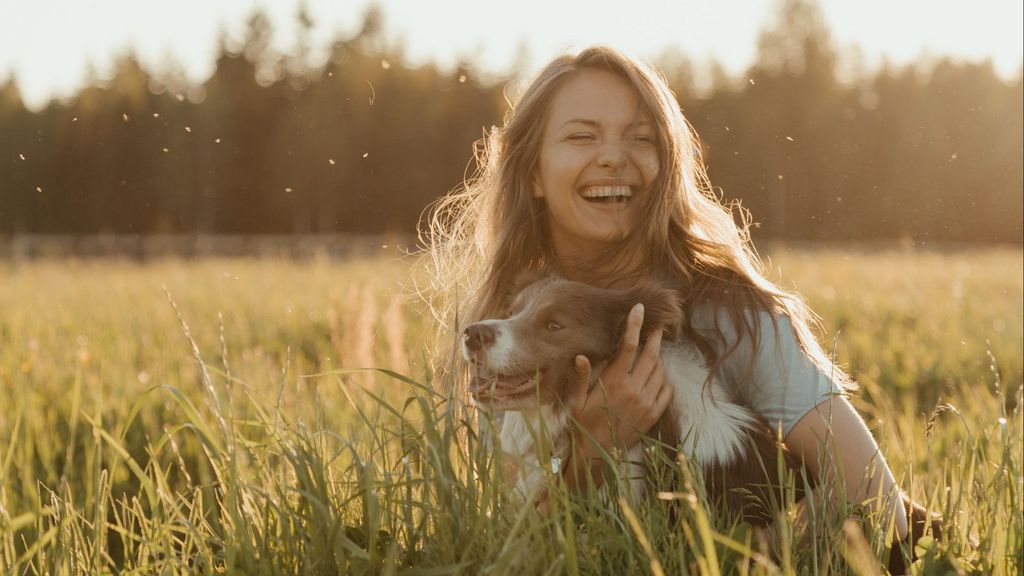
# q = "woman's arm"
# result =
<box><xmin>697</xmin><ymin>306</ymin><xmax>911</xmax><ymax>540</ymax></box>
<box><xmin>785</xmin><ymin>396</ymin><xmax>910</xmax><ymax>539</ymax></box>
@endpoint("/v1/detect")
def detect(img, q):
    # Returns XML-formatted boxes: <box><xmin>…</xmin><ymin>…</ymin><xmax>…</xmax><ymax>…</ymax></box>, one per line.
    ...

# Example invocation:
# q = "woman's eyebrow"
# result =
<box><xmin>559</xmin><ymin>119</ymin><xmax>599</xmax><ymax>129</ymax></box>
<box><xmin>558</xmin><ymin>118</ymin><xmax>653</xmax><ymax>129</ymax></box>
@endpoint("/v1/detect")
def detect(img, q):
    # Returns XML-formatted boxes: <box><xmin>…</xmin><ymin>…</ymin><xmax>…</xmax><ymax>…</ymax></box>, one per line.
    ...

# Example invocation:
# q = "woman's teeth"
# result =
<box><xmin>580</xmin><ymin>185</ymin><xmax>633</xmax><ymax>203</ymax></box>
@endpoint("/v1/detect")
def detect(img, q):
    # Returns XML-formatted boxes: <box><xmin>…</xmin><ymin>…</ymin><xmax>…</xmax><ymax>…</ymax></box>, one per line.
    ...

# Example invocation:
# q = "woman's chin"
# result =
<box><xmin>562</xmin><ymin>224</ymin><xmax>633</xmax><ymax>247</ymax></box>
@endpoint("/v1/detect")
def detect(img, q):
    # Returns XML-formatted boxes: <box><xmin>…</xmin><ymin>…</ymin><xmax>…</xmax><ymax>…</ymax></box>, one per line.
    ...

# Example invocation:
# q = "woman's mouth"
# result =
<box><xmin>580</xmin><ymin>185</ymin><xmax>633</xmax><ymax>204</ymax></box>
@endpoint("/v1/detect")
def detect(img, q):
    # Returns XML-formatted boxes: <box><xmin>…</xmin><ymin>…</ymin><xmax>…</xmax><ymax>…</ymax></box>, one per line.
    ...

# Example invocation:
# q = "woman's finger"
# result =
<box><xmin>651</xmin><ymin>372</ymin><xmax>674</xmax><ymax>417</ymax></box>
<box><xmin>610</xmin><ymin>303</ymin><xmax>644</xmax><ymax>372</ymax></box>
<box><xmin>631</xmin><ymin>329</ymin><xmax>664</xmax><ymax>382</ymax></box>
<box><xmin>571</xmin><ymin>354</ymin><xmax>593</xmax><ymax>410</ymax></box>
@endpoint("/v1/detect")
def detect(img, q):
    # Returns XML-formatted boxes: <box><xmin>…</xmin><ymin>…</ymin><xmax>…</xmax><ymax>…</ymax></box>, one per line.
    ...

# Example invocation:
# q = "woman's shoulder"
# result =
<box><xmin>688</xmin><ymin>300</ymin><xmax>844</xmax><ymax>436</ymax></box>
<box><xmin>689</xmin><ymin>301</ymin><xmax>795</xmax><ymax>348</ymax></box>
<box><xmin>687</xmin><ymin>301</ymin><xmax>823</xmax><ymax>391</ymax></box>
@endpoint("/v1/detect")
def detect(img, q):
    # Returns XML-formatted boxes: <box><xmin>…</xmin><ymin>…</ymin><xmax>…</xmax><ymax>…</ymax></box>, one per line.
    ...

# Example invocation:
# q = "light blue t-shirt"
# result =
<box><xmin>690</xmin><ymin>306</ymin><xmax>844</xmax><ymax>438</ymax></box>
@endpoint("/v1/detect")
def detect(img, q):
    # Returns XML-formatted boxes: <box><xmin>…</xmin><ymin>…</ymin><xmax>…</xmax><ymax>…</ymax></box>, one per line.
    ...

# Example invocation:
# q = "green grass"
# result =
<box><xmin>0</xmin><ymin>248</ymin><xmax>1021</xmax><ymax>574</ymax></box>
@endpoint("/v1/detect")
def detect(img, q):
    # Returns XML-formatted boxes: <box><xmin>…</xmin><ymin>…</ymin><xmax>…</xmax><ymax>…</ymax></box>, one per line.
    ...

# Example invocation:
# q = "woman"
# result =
<box><xmin>425</xmin><ymin>46</ymin><xmax>912</xmax><ymax>544</ymax></box>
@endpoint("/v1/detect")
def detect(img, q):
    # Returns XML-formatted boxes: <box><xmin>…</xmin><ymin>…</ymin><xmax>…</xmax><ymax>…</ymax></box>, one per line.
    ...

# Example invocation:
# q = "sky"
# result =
<box><xmin>1</xmin><ymin>0</ymin><xmax>1021</xmax><ymax>111</ymax></box>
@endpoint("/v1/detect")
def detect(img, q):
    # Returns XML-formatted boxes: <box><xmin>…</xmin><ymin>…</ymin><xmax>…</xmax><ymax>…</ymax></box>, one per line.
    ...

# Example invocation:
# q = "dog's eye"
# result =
<box><xmin>546</xmin><ymin>321</ymin><xmax>562</xmax><ymax>331</ymax></box>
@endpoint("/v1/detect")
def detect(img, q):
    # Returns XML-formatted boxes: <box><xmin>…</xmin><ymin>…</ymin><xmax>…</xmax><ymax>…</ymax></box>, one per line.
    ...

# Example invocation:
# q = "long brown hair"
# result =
<box><xmin>421</xmin><ymin>45</ymin><xmax>851</xmax><ymax>396</ymax></box>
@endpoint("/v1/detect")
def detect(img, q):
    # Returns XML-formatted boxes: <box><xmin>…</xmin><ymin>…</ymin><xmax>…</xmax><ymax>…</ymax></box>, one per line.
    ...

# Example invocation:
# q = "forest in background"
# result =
<box><xmin>1</xmin><ymin>0</ymin><xmax>1021</xmax><ymax>243</ymax></box>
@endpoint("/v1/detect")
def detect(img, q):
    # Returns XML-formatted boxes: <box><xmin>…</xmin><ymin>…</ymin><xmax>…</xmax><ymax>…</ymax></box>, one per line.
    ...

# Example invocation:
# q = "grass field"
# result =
<box><xmin>0</xmin><ymin>247</ymin><xmax>1021</xmax><ymax>574</ymax></box>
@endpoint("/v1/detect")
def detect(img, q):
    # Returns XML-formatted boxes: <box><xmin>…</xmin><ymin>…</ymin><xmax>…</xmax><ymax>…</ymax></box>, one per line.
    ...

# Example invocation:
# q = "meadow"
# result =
<box><xmin>0</xmin><ymin>247</ymin><xmax>1021</xmax><ymax>575</ymax></box>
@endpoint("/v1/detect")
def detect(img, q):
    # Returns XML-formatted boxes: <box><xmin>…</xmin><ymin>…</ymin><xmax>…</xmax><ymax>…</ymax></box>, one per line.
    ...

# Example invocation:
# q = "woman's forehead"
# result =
<box><xmin>545</xmin><ymin>69</ymin><xmax>653</xmax><ymax>129</ymax></box>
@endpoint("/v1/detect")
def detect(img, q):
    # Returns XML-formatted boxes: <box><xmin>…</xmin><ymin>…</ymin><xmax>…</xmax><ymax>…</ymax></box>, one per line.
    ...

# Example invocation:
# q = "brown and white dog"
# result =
<box><xmin>462</xmin><ymin>275</ymin><xmax>810</xmax><ymax>525</ymax></box>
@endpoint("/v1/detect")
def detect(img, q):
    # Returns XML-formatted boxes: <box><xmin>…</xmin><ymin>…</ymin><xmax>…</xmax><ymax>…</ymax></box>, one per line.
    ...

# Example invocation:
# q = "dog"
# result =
<box><xmin>461</xmin><ymin>275</ymin><xmax>810</xmax><ymax>525</ymax></box>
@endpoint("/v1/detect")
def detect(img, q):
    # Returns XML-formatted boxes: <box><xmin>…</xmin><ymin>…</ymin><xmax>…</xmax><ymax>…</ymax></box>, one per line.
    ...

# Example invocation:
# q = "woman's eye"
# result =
<box><xmin>567</xmin><ymin>133</ymin><xmax>595</xmax><ymax>141</ymax></box>
<box><xmin>546</xmin><ymin>321</ymin><xmax>563</xmax><ymax>331</ymax></box>
<box><xmin>633</xmin><ymin>134</ymin><xmax>655</xmax><ymax>144</ymax></box>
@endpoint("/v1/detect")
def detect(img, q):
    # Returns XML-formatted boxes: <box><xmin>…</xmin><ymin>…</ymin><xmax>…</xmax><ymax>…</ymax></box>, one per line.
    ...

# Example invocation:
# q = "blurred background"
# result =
<box><xmin>2</xmin><ymin>4</ymin><xmax>1022</xmax><ymax>572</ymax></box>
<box><xmin>1</xmin><ymin>0</ymin><xmax>1021</xmax><ymax>254</ymax></box>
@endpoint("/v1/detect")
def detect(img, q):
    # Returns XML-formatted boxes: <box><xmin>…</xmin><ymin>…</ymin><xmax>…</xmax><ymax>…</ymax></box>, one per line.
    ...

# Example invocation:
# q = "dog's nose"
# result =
<box><xmin>463</xmin><ymin>323</ymin><xmax>496</xmax><ymax>351</ymax></box>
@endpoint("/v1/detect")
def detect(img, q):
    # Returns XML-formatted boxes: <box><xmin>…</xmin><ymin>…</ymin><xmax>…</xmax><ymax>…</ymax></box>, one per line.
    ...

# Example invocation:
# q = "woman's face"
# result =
<box><xmin>533</xmin><ymin>68</ymin><xmax>660</xmax><ymax>261</ymax></box>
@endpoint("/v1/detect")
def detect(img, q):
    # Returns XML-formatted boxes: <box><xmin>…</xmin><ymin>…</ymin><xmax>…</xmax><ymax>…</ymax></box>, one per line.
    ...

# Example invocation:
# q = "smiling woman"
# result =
<box><xmin>424</xmin><ymin>44</ymin><xmax>942</xmax><ymax>571</ymax></box>
<box><xmin>532</xmin><ymin>68</ymin><xmax>660</xmax><ymax>257</ymax></box>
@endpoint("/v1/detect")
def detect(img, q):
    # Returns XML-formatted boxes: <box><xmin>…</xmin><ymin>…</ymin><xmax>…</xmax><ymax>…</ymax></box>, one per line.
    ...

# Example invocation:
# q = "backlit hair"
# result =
<box><xmin>422</xmin><ymin>45</ymin><xmax>851</xmax><ymax>396</ymax></box>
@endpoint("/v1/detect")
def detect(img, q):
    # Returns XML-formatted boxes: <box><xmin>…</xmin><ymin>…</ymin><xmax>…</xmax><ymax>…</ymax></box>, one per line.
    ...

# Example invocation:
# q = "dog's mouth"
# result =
<box><xmin>469</xmin><ymin>368</ymin><xmax>545</xmax><ymax>405</ymax></box>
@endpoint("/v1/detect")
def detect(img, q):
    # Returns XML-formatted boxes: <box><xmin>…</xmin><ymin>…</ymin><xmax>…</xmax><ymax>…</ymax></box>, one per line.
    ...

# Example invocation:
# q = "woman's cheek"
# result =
<box><xmin>638</xmin><ymin>152</ymin><xmax>660</xmax><ymax>182</ymax></box>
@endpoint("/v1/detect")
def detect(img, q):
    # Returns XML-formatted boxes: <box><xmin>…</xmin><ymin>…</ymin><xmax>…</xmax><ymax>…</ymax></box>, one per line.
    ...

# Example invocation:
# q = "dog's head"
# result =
<box><xmin>462</xmin><ymin>276</ymin><xmax>682</xmax><ymax>410</ymax></box>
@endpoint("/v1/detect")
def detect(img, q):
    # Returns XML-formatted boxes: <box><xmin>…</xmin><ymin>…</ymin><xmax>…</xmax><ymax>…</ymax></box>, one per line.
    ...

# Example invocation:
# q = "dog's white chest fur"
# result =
<box><xmin>659</xmin><ymin>343</ymin><xmax>756</xmax><ymax>465</ymax></box>
<box><xmin>499</xmin><ymin>342</ymin><xmax>756</xmax><ymax>501</ymax></box>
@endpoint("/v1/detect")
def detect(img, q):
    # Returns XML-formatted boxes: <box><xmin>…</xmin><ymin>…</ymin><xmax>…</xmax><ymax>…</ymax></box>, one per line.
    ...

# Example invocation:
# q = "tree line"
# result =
<box><xmin>1</xmin><ymin>0</ymin><xmax>1021</xmax><ymax>243</ymax></box>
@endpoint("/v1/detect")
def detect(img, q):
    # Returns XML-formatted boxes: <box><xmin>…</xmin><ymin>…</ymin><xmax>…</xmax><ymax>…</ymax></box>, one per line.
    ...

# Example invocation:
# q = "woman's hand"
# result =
<box><xmin>561</xmin><ymin>303</ymin><xmax>674</xmax><ymax>487</ymax></box>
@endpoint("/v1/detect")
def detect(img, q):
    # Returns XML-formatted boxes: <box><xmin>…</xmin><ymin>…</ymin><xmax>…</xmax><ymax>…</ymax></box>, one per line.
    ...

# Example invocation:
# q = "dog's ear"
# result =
<box><xmin>617</xmin><ymin>283</ymin><xmax>683</xmax><ymax>343</ymax></box>
<box><xmin>497</xmin><ymin>269</ymin><xmax>555</xmax><ymax>317</ymax></box>
<box><xmin>509</xmin><ymin>269</ymin><xmax>549</xmax><ymax>298</ymax></box>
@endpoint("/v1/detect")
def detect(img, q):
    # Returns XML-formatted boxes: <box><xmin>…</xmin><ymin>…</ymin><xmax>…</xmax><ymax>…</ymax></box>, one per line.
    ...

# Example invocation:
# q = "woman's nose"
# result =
<box><xmin>596</xmin><ymin>139</ymin><xmax>626</xmax><ymax>169</ymax></box>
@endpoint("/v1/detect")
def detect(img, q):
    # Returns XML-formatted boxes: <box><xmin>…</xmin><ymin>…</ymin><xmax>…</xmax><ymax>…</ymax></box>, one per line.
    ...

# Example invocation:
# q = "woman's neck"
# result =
<box><xmin>552</xmin><ymin>243</ymin><xmax>650</xmax><ymax>289</ymax></box>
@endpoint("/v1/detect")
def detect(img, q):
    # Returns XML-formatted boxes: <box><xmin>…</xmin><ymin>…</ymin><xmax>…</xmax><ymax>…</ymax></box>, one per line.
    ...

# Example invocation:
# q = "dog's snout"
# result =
<box><xmin>464</xmin><ymin>323</ymin><xmax>496</xmax><ymax>352</ymax></box>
